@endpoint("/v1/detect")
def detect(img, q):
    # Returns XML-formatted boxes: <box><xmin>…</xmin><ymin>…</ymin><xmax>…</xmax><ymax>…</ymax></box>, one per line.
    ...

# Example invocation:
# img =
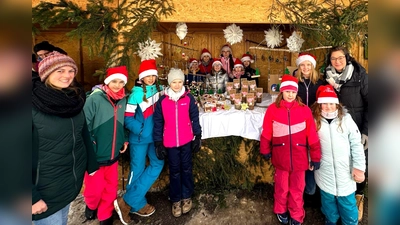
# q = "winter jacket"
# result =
<box><xmin>324</xmin><ymin>61</ymin><xmax>368</xmax><ymax>135</ymax></box>
<box><xmin>260</xmin><ymin>101</ymin><xmax>321</xmax><ymax>171</ymax></box>
<box><xmin>199</xmin><ymin>59</ymin><xmax>214</xmax><ymax>75</ymax></box>
<box><xmin>187</xmin><ymin>69</ymin><xmax>204</xmax><ymax>84</ymax></box>
<box><xmin>125</xmin><ymin>84</ymin><xmax>162</xmax><ymax>144</ymax></box>
<box><xmin>153</xmin><ymin>88</ymin><xmax>201</xmax><ymax>148</ymax></box>
<box><xmin>83</xmin><ymin>88</ymin><xmax>127</xmax><ymax>165</ymax></box>
<box><xmin>205</xmin><ymin>70</ymin><xmax>229</xmax><ymax>93</ymax></box>
<box><xmin>32</xmin><ymin>108</ymin><xmax>98</xmax><ymax>220</ymax></box>
<box><xmin>244</xmin><ymin>66</ymin><xmax>259</xmax><ymax>86</ymax></box>
<box><xmin>315</xmin><ymin>112</ymin><xmax>366</xmax><ymax>196</ymax></box>
<box><xmin>297</xmin><ymin>78</ymin><xmax>324</xmax><ymax>107</ymax></box>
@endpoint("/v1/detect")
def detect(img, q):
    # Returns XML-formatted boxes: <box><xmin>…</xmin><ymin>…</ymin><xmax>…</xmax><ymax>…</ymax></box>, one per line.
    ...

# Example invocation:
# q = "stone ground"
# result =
<box><xmin>68</xmin><ymin>184</ymin><xmax>368</xmax><ymax>225</ymax></box>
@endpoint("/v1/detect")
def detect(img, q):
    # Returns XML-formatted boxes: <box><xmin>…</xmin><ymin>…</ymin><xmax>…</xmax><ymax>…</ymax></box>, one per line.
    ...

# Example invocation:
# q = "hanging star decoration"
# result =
<box><xmin>176</xmin><ymin>22</ymin><xmax>188</xmax><ymax>40</ymax></box>
<box><xmin>264</xmin><ymin>27</ymin><xmax>283</xmax><ymax>48</ymax></box>
<box><xmin>137</xmin><ymin>39</ymin><xmax>163</xmax><ymax>61</ymax></box>
<box><xmin>286</xmin><ymin>31</ymin><xmax>305</xmax><ymax>52</ymax></box>
<box><xmin>223</xmin><ymin>24</ymin><xmax>243</xmax><ymax>45</ymax></box>
<box><xmin>241</xmin><ymin>103</ymin><xmax>249</xmax><ymax>110</ymax></box>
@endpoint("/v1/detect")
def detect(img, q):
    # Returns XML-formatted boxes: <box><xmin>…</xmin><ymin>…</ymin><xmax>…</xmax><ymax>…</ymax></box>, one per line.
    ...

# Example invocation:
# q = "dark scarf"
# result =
<box><xmin>32</xmin><ymin>78</ymin><xmax>86</xmax><ymax>118</ymax></box>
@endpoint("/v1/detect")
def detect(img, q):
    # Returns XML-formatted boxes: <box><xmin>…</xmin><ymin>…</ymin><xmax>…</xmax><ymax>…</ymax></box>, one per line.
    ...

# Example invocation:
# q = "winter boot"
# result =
<box><xmin>355</xmin><ymin>194</ymin><xmax>364</xmax><ymax>221</ymax></box>
<box><xmin>84</xmin><ymin>205</ymin><xmax>96</xmax><ymax>220</ymax></box>
<box><xmin>99</xmin><ymin>217</ymin><xmax>114</xmax><ymax>225</ymax></box>
<box><xmin>172</xmin><ymin>201</ymin><xmax>182</xmax><ymax>217</ymax></box>
<box><xmin>276</xmin><ymin>212</ymin><xmax>289</xmax><ymax>224</ymax></box>
<box><xmin>114</xmin><ymin>197</ymin><xmax>131</xmax><ymax>225</ymax></box>
<box><xmin>182</xmin><ymin>198</ymin><xmax>193</xmax><ymax>214</ymax></box>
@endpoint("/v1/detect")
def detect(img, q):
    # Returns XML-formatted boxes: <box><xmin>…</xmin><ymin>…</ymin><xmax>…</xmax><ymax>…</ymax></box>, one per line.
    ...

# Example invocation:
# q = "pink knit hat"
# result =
<box><xmin>38</xmin><ymin>51</ymin><xmax>78</xmax><ymax>81</ymax></box>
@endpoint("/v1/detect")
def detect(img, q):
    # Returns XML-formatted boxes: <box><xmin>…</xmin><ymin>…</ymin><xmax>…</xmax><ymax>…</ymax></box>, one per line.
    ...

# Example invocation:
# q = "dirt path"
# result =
<box><xmin>68</xmin><ymin>184</ymin><xmax>368</xmax><ymax>225</ymax></box>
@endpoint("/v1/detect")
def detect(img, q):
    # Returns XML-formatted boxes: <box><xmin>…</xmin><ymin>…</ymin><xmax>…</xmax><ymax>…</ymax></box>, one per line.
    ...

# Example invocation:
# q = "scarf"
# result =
<box><xmin>166</xmin><ymin>87</ymin><xmax>185</xmax><ymax>102</ymax></box>
<box><xmin>325</xmin><ymin>63</ymin><xmax>354</xmax><ymax>91</ymax></box>
<box><xmin>232</xmin><ymin>70</ymin><xmax>244</xmax><ymax>79</ymax></box>
<box><xmin>32</xmin><ymin>78</ymin><xmax>86</xmax><ymax>118</ymax></box>
<box><xmin>322</xmin><ymin>109</ymin><xmax>338</xmax><ymax>119</ymax></box>
<box><xmin>102</xmin><ymin>84</ymin><xmax>125</xmax><ymax>101</ymax></box>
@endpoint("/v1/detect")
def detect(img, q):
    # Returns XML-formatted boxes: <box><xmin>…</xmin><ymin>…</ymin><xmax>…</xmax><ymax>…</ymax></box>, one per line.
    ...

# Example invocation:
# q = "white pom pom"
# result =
<box><xmin>223</xmin><ymin>24</ymin><xmax>243</xmax><ymax>45</ymax></box>
<box><xmin>264</xmin><ymin>27</ymin><xmax>283</xmax><ymax>48</ymax></box>
<box><xmin>137</xmin><ymin>39</ymin><xmax>163</xmax><ymax>61</ymax></box>
<box><xmin>176</xmin><ymin>22</ymin><xmax>188</xmax><ymax>40</ymax></box>
<box><xmin>286</xmin><ymin>31</ymin><xmax>305</xmax><ymax>52</ymax></box>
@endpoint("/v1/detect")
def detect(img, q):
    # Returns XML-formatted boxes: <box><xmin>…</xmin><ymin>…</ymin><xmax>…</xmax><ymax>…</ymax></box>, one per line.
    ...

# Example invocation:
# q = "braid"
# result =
<box><xmin>142</xmin><ymin>83</ymin><xmax>148</xmax><ymax>102</ymax></box>
<box><xmin>155</xmin><ymin>79</ymin><xmax>162</xmax><ymax>98</ymax></box>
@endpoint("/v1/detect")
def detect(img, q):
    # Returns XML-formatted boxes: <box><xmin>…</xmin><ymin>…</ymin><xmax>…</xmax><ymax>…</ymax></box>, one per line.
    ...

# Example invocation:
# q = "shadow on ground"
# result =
<box><xmin>69</xmin><ymin>184</ymin><xmax>368</xmax><ymax>225</ymax></box>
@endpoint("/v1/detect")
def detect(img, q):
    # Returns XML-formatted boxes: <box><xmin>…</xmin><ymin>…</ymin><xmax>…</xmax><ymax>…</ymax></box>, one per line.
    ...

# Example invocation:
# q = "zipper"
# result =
<box><xmin>107</xmin><ymin>94</ymin><xmax>117</xmax><ymax>159</ymax></box>
<box><xmin>35</xmin><ymin>162</ymin><xmax>41</xmax><ymax>185</ymax></box>
<box><xmin>328</xmin><ymin>118</ymin><xmax>339</xmax><ymax>196</ymax></box>
<box><xmin>303</xmin><ymin>79</ymin><xmax>311</xmax><ymax>106</ymax></box>
<box><xmin>71</xmin><ymin>118</ymin><xmax>78</xmax><ymax>191</ymax></box>
<box><xmin>175</xmin><ymin>101</ymin><xmax>179</xmax><ymax>147</ymax></box>
<box><xmin>288</xmin><ymin>109</ymin><xmax>293</xmax><ymax>171</ymax></box>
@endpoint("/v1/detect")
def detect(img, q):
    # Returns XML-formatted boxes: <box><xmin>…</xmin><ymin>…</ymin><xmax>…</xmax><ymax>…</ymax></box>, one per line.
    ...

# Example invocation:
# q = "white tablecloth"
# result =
<box><xmin>199</xmin><ymin>93</ymin><xmax>273</xmax><ymax>141</ymax></box>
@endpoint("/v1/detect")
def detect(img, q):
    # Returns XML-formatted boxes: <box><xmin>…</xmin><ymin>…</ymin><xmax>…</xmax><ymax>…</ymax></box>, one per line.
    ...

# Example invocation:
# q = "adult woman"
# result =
<box><xmin>32</xmin><ymin>51</ymin><xmax>98</xmax><ymax>225</ymax></box>
<box><xmin>324</xmin><ymin>46</ymin><xmax>368</xmax><ymax>221</ymax></box>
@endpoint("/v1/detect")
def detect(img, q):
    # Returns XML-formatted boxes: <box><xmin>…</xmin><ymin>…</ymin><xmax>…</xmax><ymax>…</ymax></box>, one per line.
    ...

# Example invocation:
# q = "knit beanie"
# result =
<box><xmin>280</xmin><ymin>75</ymin><xmax>298</xmax><ymax>92</ymax></box>
<box><xmin>38</xmin><ymin>51</ymin><xmax>78</xmax><ymax>82</ymax></box>
<box><xmin>221</xmin><ymin>44</ymin><xmax>232</xmax><ymax>54</ymax></box>
<box><xmin>104</xmin><ymin>66</ymin><xmax>128</xmax><ymax>85</ymax></box>
<box><xmin>33</xmin><ymin>41</ymin><xmax>55</xmax><ymax>54</ymax></box>
<box><xmin>168</xmin><ymin>68</ymin><xmax>185</xmax><ymax>85</ymax></box>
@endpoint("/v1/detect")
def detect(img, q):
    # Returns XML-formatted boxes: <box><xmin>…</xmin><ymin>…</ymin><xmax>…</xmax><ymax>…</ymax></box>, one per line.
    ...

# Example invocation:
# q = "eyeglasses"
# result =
<box><xmin>330</xmin><ymin>56</ymin><xmax>346</xmax><ymax>61</ymax></box>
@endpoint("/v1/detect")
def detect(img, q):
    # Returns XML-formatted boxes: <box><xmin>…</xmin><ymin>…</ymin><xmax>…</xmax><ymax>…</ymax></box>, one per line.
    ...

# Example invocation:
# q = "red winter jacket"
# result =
<box><xmin>260</xmin><ymin>100</ymin><xmax>321</xmax><ymax>171</ymax></box>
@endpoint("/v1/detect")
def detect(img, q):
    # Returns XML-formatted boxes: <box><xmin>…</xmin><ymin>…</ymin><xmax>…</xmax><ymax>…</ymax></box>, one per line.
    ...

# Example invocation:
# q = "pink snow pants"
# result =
<box><xmin>83</xmin><ymin>161</ymin><xmax>118</xmax><ymax>221</ymax></box>
<box><xmin>273</xmin><ymin>168</ymin><xmax>306</xmax><ymax>223</ymax></box>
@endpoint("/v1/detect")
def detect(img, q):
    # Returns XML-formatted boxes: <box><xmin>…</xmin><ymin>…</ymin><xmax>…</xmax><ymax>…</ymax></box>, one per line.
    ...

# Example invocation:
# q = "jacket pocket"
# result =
<box><xmin>272</xmin><ymin>143</ymin><xmax>285</xmax><ymax>147</ymax></box>
<box><xmin>35</xmin><ymin>162</ymin><xmax>40</xmax><ymax>185</ymax></box>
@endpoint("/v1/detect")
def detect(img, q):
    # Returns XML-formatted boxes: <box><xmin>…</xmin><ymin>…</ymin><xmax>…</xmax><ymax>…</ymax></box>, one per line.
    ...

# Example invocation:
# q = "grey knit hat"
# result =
<box><xmin>167</xmin><ymin>68</ymin><xmax>185</xmax><ymax>85</ymax></box>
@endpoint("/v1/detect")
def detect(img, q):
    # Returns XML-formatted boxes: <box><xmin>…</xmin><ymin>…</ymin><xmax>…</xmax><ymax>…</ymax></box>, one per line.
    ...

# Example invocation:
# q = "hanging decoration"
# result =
<box><xmin>137</xmin><ymin>38</ymin><xmax>163</xmax><ymax>61</ymax></box>
<box><xmin>223</xmin><ymin>24</ymin><xmax>243</xmax><ymax>45</ymax></box>
<box><xmin>286</xmin><ymin>31</ymin><xmax>304</xmax><ymax>52</ymax></box>
<box><xmin>264</xmin><ymin>27</ymin><xmax>283</xmax><ymax>48</ymax></box>
<box><xmin>176</xmin><ymin>22</ymin><xmax>188</xmax><ymax>40</ymax></box>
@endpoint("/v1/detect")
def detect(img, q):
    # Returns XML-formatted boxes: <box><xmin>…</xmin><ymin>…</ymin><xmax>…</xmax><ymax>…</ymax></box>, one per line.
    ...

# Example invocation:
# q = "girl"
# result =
<box><xmin>187</xmin><ymin>58</ymin><xmax>204</xmax><ymax>84</ymax></box>
<box><xmin>153</xmin><ymin>68</ymin><xmax>202</xmax><ymax>217</ymax></box>
<box><xmin>198</xmin><ymin>48</ymin><xmax>214</xmax><ymax>75</ymax></box>
<box><xmin>312</xmin><ymin>85</ymin><xmax>365</xmax><ymax>225</ymax></box>
<box><xmin>229</xmin><ymin>58</ymin><xmax>244</xmax><ymax>82</ymax></box>
<box><xmin>32</xmin><ymin>51</ymin><xmax>98</xmax><ymax>225</ymax></box>
<box><xmin>220</xmin><ymin>44</ymin><xmax>236</xmax><ymax>78</ymax></box>
<box><xmin>205</xmin><ymin>59</ymin><xmax>229</xmax><ymax>93</ymax></box>
<box><xmin>260</xmin><ymin>75</ymin><xmax>321</xmax><ymax>225</ymax></box>
<box><xmin>241</xmin><ymin>53</ymin><xmax>259</xmax><ymax>86</ymax></box>
<box><xmin>114</xmin><ymin>59</ymin><xmax>164</xmax><ymax>225</ymax></box>
<box><xmin>294</xmin><ymin>53</ymin><xmax>324</xmax><ymax>204</ymax></box>
<box><xmin>83</xmin><ymin>66</ymin><xmax>129</xmax><ymax>225</ymax></box>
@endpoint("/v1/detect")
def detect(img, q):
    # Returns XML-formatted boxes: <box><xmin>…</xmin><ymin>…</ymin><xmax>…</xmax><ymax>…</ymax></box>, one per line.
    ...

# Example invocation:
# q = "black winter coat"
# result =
<box><xmin>323</xmin><ymin>61</ymin><xmax>368</xmax><ymax>135</ymax></box>
<box><xmin>32</xmin><ymin>108</ymin><xmax>98</xmax><ymax>220</ymax></box>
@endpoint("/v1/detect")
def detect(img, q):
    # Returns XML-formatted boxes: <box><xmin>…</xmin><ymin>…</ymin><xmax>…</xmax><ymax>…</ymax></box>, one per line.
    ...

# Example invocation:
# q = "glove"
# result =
<box><xmin>191</xmin><ymin>135</ymin><xmax>202</xmax><ymax>153</ymax></box>
<box><xmin>262</xmin><ymin>153</ymin><xmax>271</xmax><ymax>161</ymax></box>
<box><xmin>361</xmin><ymin>134</ymin><xmax>368</xmax><ymax>150</ymax></box>
<box><xmin>155</xmin><ymin>141</ymin><xmax>167</xmax><ymax>160</ymax></box>
<box><xmin>310</xmin><ymin>161</ymin><xmax>321</xmax><ymax>170</ymax></box>
<box><xmin>352</xmin><ymin>168</ymin><xmax>365</xmax><ymax>183</ymax></box>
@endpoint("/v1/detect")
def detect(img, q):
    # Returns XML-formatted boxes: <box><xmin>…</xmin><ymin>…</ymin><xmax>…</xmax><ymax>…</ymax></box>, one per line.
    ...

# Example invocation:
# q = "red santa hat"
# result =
<box><xmin>212</xmin><ymin>58</ymin><xmax>223</xmax><ymax>67</ymax></box>
<box><xmin>241</xmin><ymin>53</ymin><xmax>254</xmax><ymax>63</ymax></box>
<box><xmin>200</xmin><ymin>48</ymin><xmax>212</xmax><ymax>59</ymax></box>
<box><xmin>316</xmin><ymin>85</ymin><xmax>339</xmax><ymax>104</ymax></box>
<box><xmin>188</xmin><ymin>58</ymin><xmax>198</xmax><ymax>69</ymax></box>
<box><xmin>295</xmin><ymin>52</ymin><xmax>317</xmax><ymax>68</ymax></box>
<box><xmin>138</xmin><ymin>59</ymin><xmax>158</xmax><ymax>80</ymax></box>
<box><xmin>104</xmin><ymin>65</ymin><xmax>128</xmax><ymax>85</ymax></box>
<box><xmin>233</xmin><ymin>58</ymin><xmax>244</xmax><ymax>68</ymax></box>
<box><xmin>280</xmin><ymin>75</ymin><xmax>298</xmax><ymax>92</ymax></box>
<box><xmin>221</xmin><ymin>44</ymin><xmax>232</xmax><ymax>53</ymax></box>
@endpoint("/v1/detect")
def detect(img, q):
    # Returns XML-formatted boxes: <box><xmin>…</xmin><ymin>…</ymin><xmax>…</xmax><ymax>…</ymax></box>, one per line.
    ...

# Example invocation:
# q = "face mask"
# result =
<box><xmin>321</xmin><ymin>109</ymin><xmax>338</xmax><ymax>119</ymax></box>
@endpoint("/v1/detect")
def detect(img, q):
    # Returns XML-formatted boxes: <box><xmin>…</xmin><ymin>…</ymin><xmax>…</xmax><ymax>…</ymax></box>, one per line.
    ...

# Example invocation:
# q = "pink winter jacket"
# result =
<box><xmin>260</xmin><ymin>100</ymin><xmax>321</xmax><ymax>171</ymax></box>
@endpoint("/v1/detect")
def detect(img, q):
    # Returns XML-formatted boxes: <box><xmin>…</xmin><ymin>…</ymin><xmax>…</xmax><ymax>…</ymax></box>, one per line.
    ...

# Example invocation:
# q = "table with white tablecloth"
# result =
<box><xmin>199</xmin><ymin>93</ymin><xmax>273</xmax><ymax>141</ymax></box>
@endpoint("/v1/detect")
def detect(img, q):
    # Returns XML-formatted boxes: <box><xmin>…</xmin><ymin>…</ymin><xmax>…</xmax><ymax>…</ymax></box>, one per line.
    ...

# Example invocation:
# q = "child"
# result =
<box><xmin>294</xmin><ymin>53</ymin><xmax>324</xmax><ymax>206</ymax></box>
<box><xmin>83</xmin><ymin>66</ymin><xmax>129</xmax><ymax>225</ymax></box>
<box><xmin>114</xmin><ymin>59</ymin><xmax>164</xmax><ymax>225</ymax></box>
<box><xmin>229</xmin><ymin>58</ymin><xmax>244</xmax><ymax>82</ymax></box>
<box><xmin>241</xmin><ymin>53</ymin><xmax>259</xmax><ymax>86</ymax></box>
<box><xmin>153</xmin><ymin>68</ymin><xmax>202</xmax><ymax>217</ymax></box>
<box><xmin>187</xmin><ymin>58</ymin><xmax>203</xmax><ymax>84</ymax></box>
<box><xmin>260</xmin><ymin>75</ymin><xmax>321</xmax><ymax>225</ymax></box>
<box><xmin>198</xmin><ymin>48</ymin><xmax>214</xmax><ymax>75</ymax></box>
<box><xmin>220</xmin><ymin>44</ymin><xmax>236</xmax><ymax>78</ymax></box>
<box><xmin>311</xmin><ymin>85</ymin><xmax>366</xmax><ymax>225</ymax></box>
<box><xmin>205</xmin><ymin>59</ymin><xmax>229</xmax><ymax>93</ymax></box>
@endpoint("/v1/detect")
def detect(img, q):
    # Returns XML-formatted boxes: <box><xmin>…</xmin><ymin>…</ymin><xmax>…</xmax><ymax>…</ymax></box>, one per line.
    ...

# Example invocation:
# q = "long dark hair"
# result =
<box><xmin>141</xmin><ymin>78</ymin><xmax>161</xmax><ymax>102</ymax></box>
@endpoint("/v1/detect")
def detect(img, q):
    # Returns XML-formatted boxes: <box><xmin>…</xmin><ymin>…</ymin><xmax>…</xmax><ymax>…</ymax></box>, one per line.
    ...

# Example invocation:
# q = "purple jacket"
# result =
<box><xmin>153</xmin><ymin>89</ymin><xmax>201</xmax><ymax>148</ymax></box>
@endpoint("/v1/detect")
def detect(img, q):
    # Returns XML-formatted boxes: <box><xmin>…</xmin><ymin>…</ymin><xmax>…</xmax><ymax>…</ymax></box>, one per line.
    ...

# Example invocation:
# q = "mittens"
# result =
<box><xmin>155</xmin><ymin>141</ymin><xmax>167</xmax><ymax>160</ymax></box>
<box><xmin>191</xmin><ymin>135</ymin><xmax>202</xmax><ymax>153</ymax></box>
<box><xmin>310</xmin><ymin>161</ymin><xmax>321</xmax><ymax>170</ymax></box>
<box><xmin>263</xmin><ymin>153</ymin><xmax>272</xmax><ymax>161</ymax></box>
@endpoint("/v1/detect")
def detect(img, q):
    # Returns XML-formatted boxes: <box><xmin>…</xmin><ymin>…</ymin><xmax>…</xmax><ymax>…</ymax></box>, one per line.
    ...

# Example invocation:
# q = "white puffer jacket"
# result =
<box><xmin>315</xmin><ymin>112</ymin><xmax>366</xmax><ymax>197</ymax></box>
